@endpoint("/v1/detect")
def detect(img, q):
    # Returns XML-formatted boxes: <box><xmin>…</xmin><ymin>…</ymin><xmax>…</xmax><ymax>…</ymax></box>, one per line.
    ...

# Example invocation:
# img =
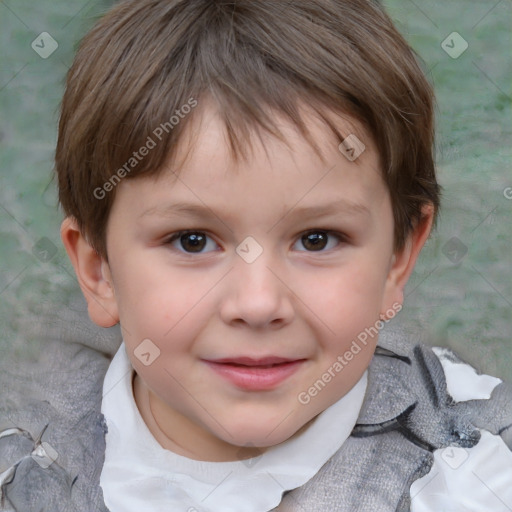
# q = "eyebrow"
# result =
<box><xmin>139</xmin><ymin>199</ymin><xmax>370</xmax><ymax>222</ymax></box>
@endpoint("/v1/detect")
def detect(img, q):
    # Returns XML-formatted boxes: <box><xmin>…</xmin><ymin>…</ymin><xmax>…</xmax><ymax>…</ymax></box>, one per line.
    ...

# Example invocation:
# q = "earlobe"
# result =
<box><xmin>381</xmin><ymin>204</ymin><xmax>435</xmax><ymax>315</ymax></box>
<box><xmin>60</xmin><ymin>217</ymin><xmax>119</xmax><ymax>327</ymax></box>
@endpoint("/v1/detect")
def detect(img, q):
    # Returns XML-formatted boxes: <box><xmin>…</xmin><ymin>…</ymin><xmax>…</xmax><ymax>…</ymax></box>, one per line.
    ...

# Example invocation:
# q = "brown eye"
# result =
<box><xmin>295</xmin><ymin>230</ymin><xmax>343</xmax><ymax>252</ymax></box>
<box><xmin>167</xmin><ymin>231</ymin><xmax>218</xmax><ymax>254</ymax></box>
<box><xmin>180</xmin><ymin>232</ymin><xmax>206</xmax><ymax>252</ymax></box>
<box><xmin>302</xmin><ymin>232</ymin><xmax>328</xmax><ymax>251</ymax></box>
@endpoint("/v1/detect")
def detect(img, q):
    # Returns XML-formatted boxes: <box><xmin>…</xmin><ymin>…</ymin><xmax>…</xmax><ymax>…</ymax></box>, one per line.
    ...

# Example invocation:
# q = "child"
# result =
<box><xmin>1</xmin><ymin>0</ymin><xmax>511</xmax><ymax>511</ymax></box>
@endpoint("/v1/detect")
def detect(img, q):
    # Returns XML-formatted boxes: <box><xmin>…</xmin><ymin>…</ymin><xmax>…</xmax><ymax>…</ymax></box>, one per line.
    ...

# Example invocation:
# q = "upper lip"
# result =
<box><xmin>205</xmin><ymin>356</ymin><xmax>303</xmax><ymax>366</ymax></box>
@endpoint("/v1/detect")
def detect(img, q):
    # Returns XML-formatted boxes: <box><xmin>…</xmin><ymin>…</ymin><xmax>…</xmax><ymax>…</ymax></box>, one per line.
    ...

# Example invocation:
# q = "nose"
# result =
<box><xmin>219</xmin><ymin>252</ymin><xmax>294</xmax><ymax>330</ymax></box>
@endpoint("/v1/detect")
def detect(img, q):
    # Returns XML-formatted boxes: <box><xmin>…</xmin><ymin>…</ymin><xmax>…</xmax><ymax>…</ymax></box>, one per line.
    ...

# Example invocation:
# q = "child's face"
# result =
<box><xmin>80</xmin><ymin>104</ymin><xmax>424</xmax><ymax>460</ymax></box>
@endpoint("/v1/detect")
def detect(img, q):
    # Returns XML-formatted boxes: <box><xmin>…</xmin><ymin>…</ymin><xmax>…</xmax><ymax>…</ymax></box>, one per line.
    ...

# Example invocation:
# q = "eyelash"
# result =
<box><xmin>164</xmin><ymin>229</ymin><xmax>347</xmax><ymax>255</ymax></box>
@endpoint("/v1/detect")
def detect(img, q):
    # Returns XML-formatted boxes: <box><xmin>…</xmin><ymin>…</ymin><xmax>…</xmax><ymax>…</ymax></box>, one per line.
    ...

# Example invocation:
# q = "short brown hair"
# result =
<box><xmin>56</xmin><ymin>0</ymin><xmax>440</xmax><ymax>258</ymax></box>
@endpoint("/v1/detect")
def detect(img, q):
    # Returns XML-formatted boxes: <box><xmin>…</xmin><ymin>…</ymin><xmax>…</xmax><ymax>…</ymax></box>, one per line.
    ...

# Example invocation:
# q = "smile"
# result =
<box><xmin>203</xmin><ymin>357</ymin><xmax>306</xmax><ymax>390</ymax></box>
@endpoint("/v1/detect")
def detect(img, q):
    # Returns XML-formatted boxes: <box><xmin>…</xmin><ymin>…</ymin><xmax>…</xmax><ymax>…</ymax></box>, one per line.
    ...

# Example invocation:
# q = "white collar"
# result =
<box><xmin>100</xmin><ymin>342</ymin><xmax>367</xmax><ymax>512</ymax></box>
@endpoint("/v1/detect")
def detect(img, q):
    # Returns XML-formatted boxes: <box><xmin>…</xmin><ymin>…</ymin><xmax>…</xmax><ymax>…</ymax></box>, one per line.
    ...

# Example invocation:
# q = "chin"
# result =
<box><xmin>220</xmin><ymin>415</ymin><xmax>305</xmax><ymax>449</ymax></box>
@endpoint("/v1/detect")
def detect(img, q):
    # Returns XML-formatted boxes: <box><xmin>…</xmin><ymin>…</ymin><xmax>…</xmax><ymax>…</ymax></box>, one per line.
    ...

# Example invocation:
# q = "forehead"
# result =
<box><xmin>172</xmin><ymin>99</ymin><xmax>376</xmax><ymax>178</ymax></box>
<box><xmin>112</xmin><ymin>102</ymin><xmax>387</xmax><ymax>226</ymax></box>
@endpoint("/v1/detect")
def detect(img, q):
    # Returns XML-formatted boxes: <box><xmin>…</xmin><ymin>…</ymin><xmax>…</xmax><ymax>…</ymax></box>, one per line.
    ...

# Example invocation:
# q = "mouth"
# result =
<box><xmin>203</xmin><ymin>356</ymin><xmax>306</xmax><ymax>390</ymax></box>
<box><xmin>209</xmin><ymin>356</ymin><xmax>301</xmax><ymax>367</ymax></box>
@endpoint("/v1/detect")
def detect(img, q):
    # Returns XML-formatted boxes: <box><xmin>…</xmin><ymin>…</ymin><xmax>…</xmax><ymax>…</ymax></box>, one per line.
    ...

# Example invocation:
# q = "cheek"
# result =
<box><xmin>297</xmin><ymin>260</ymin><xmax>389</xmax><ymax>331</ymax></box>
<box><xmin>112</xmin><ymin>257</ymin><xmax>223</xmax><ymax>362</ymax></box>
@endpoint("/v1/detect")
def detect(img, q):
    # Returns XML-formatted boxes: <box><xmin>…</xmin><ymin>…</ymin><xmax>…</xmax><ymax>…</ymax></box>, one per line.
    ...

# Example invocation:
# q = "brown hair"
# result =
<box><xmin>56</xmin><ymin>0</ymin><xmax>440</xmax><ymax>258</ymax></box>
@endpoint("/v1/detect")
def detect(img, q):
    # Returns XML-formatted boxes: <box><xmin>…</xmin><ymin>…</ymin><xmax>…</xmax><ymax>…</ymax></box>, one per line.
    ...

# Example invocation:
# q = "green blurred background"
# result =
<box><xmin>0</xmin><ymin>0</ymin><xmax>511</xmax><ymax>378</ymax></box>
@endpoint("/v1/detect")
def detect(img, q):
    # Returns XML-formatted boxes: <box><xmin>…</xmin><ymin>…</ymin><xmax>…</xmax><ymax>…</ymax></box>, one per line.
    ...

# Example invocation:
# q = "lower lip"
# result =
<box><xmin>204</xmin><ymin>360</ymin><xmax>304</xmax><ymax>390</ymax></box>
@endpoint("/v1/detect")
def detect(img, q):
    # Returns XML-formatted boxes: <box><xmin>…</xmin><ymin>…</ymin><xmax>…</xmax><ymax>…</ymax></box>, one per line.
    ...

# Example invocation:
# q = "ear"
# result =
<box><xmin>381</xmin><ymin>204</ymin><xmax>435</xmax><ymax>317</ymax></box>
<box><xmin>60</xmin><ymin>217</ymin><xmax>119</xmax><ymax>327</ymax></box>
